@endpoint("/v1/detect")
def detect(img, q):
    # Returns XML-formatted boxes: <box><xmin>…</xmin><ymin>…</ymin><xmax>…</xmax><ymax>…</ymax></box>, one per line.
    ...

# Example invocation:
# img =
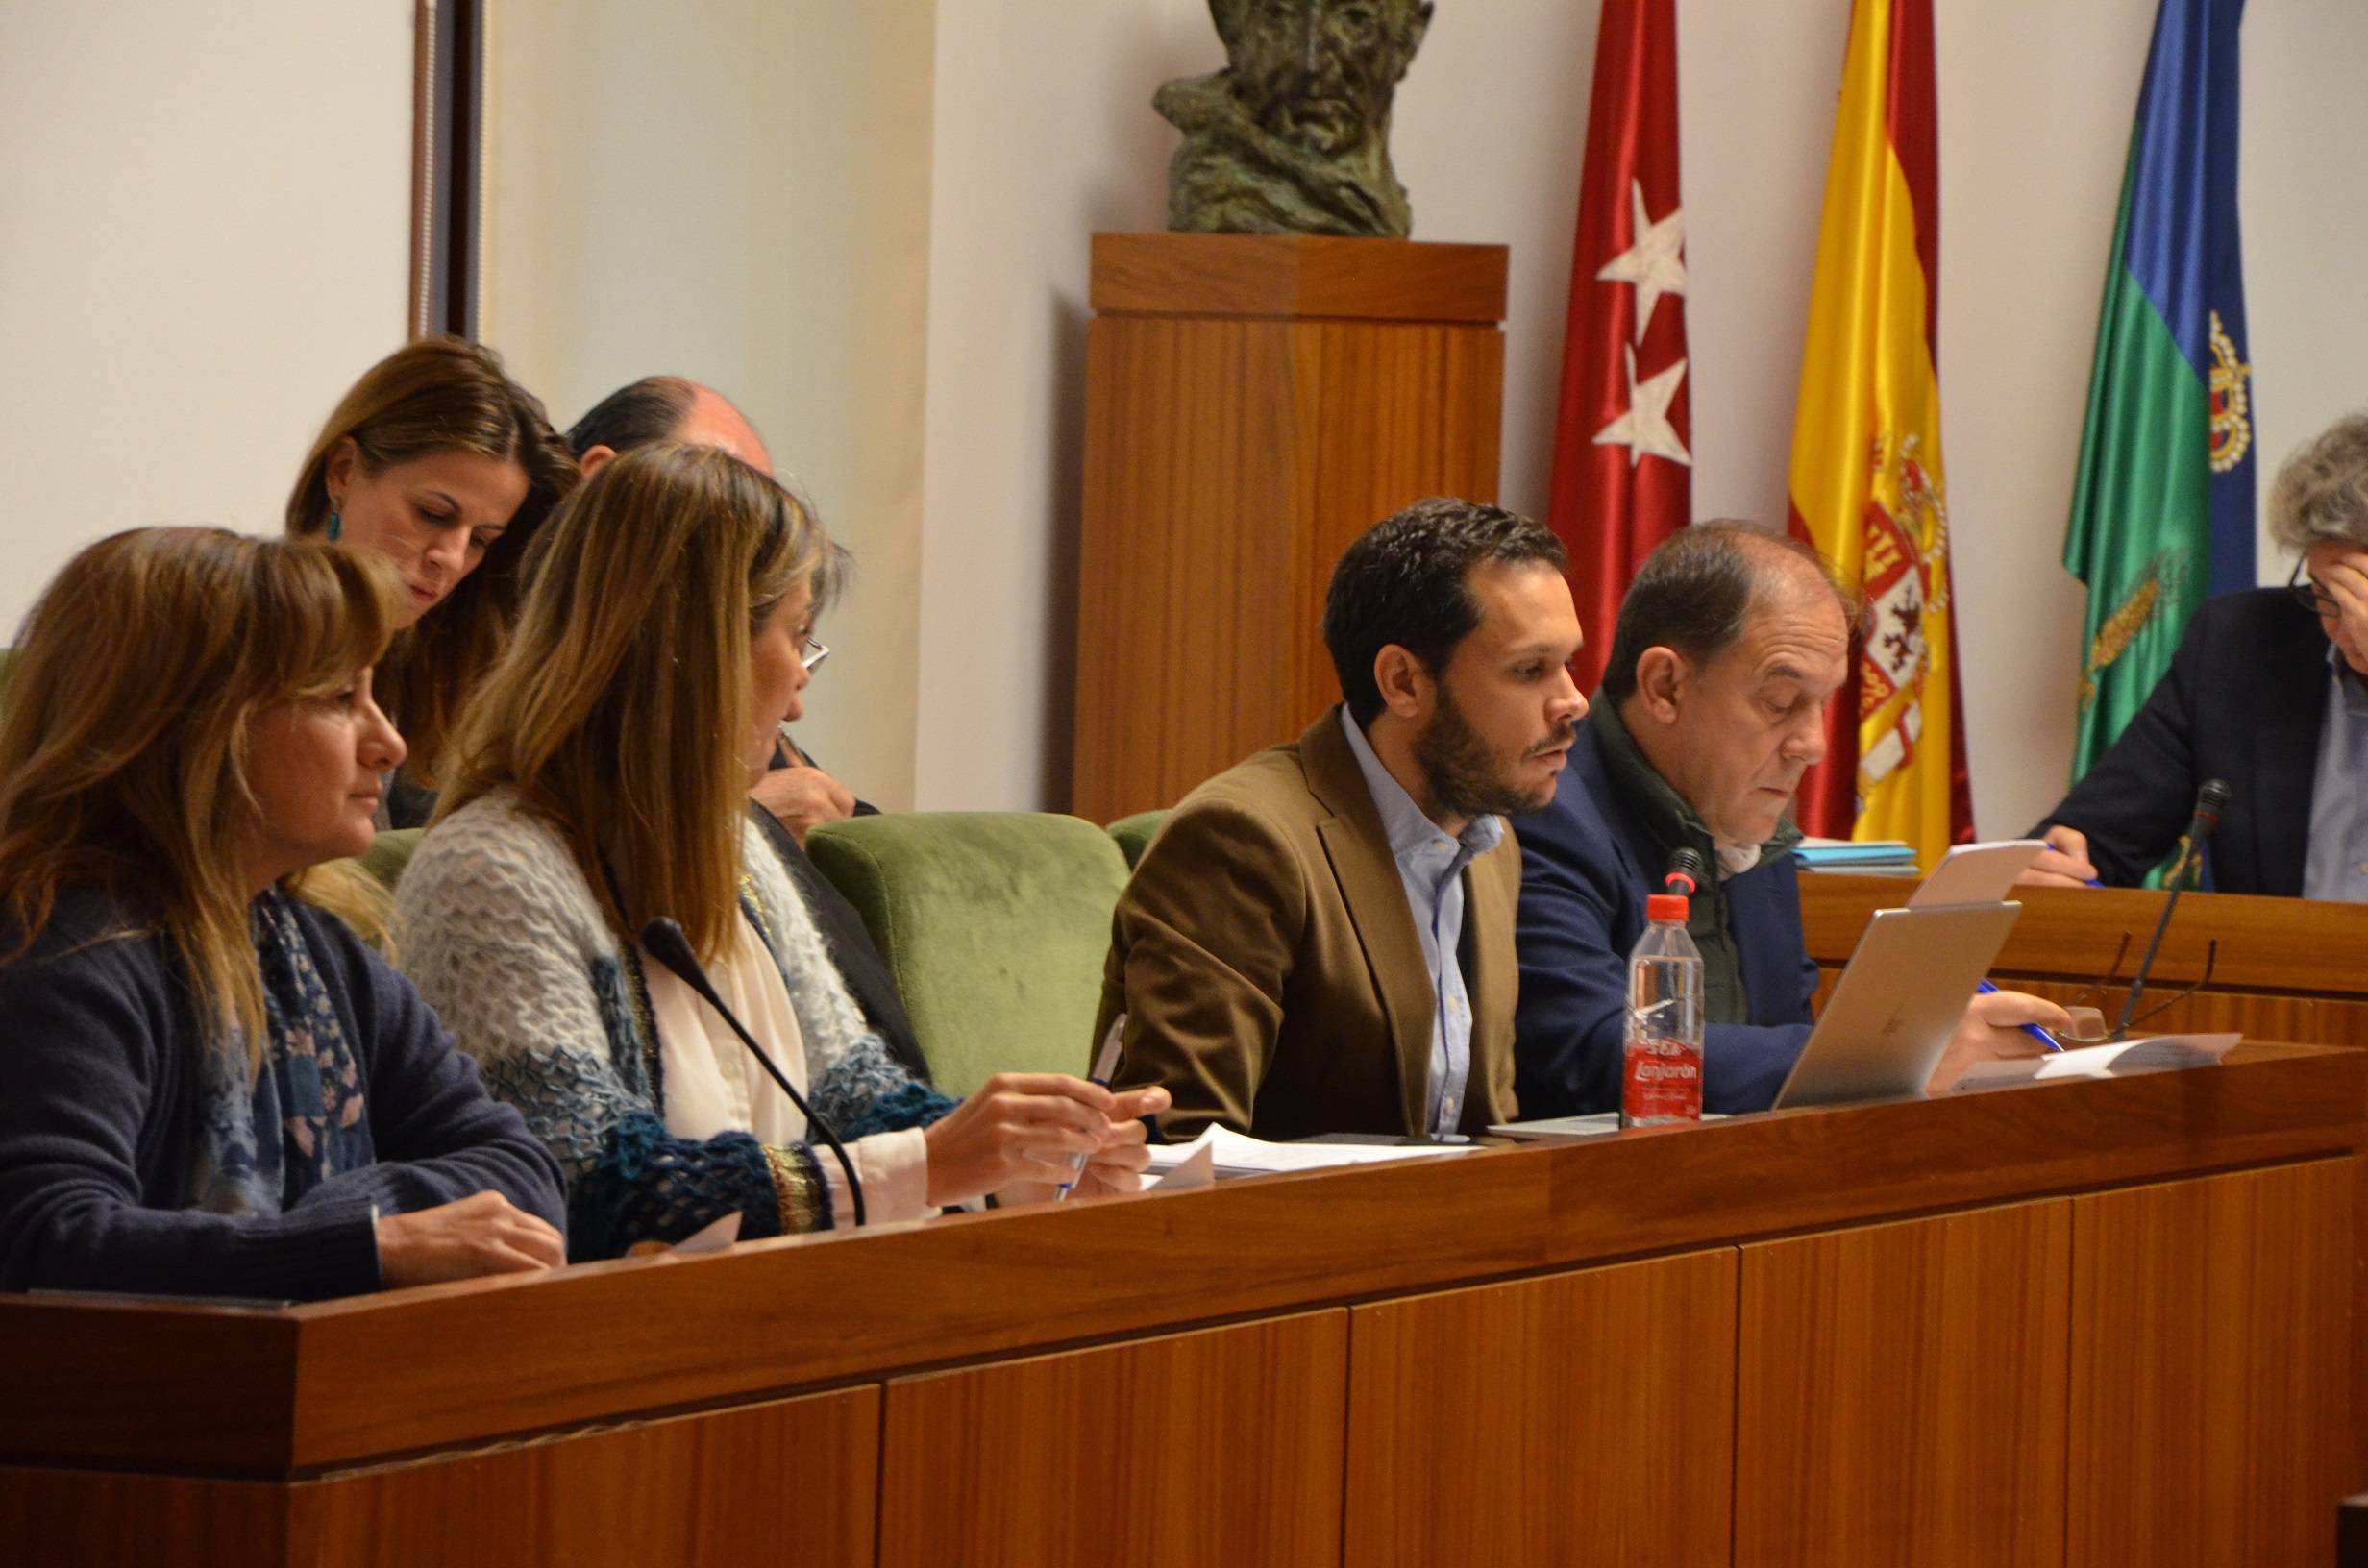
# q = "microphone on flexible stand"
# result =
<box><xmin>1663</xmin><ymin>846</ymin><xmax>1708</xmax><ymax>898</ymax></box>
<box><xmin>2111</xmin><ymin>778</ymin><xmax>2231</xmax><ymax>1042</ymax></box>
<box><xmin>638</xmin><ymin>917</ymin><xmax>866</xmax><ymax>1227</ymax></box>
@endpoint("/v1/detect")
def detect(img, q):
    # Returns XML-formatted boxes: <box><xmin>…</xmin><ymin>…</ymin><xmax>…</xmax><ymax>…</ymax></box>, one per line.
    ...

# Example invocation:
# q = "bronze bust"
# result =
<box><xmin>1156</xmin><ymin>0</ymin><xmax>1436</xmax><ymax>239</ymax></box>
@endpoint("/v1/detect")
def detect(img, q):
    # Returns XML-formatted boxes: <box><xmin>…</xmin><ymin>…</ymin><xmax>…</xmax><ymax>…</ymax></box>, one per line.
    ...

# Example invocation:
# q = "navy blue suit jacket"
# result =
<box><xmin>1511</xmin><ymin>721</ymin><xmax>1818</xmax><ymax>1115</ymax></box>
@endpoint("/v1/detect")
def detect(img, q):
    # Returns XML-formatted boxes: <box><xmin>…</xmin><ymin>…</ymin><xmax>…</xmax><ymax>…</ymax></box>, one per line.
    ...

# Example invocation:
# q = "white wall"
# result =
<box><xmin>481</xmin><ymin>0</ymin><xmax>938</xmax><ymax>809</ymax></box>
<box><xmin>911</xmin><ymin>0</ymin><xmax>2368</xmax><ymax>832</ymax></box>
<box><xmin>12</xmin><ymin>2</ymin><xmax>2361</xmax><ymax>832</ymax></box>
<box><xmin>0</xmin><ymin>2</ymin><xmax>413</xmax><ymax>636</ymax></box>
<box><xmin>912</xmin><ymin>0</ymin><xmax>1213</xmax><ymax>812</ymax></box>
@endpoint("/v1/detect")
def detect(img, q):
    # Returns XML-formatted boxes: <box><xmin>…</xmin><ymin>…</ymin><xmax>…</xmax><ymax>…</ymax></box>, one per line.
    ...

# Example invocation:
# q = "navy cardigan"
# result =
<box><xmin>1511</xmin><ymin>722</ymin><xmax>1819</xmax><ymax>1116</ymax></box>
<box><xmin>0</xmin><ymin>889</ymin><xmax>565</xmax><ymax>1302</ymax></box>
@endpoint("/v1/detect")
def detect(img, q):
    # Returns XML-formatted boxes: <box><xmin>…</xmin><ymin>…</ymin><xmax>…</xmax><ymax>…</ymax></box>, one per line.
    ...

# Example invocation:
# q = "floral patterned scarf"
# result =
<box><xmin>184</xmin><ymin>890</ymin><xmax>373</xmax><ymax>1215</ymax></box>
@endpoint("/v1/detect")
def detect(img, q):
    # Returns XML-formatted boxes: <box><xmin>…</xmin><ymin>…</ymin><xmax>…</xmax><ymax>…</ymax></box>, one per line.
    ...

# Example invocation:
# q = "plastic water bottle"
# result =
<box><xmin>1622</xmin><ymin>893</ymin><xmax>1704</xmax><ymax>1127</ymax></box>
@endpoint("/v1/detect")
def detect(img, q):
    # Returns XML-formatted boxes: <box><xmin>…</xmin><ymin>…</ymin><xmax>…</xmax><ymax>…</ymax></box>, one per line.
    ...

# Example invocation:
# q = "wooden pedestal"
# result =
<box><xmin>1072</xmin><ymin>233</ymin><xmax>1508</xmax><ymax>822</ymax></box>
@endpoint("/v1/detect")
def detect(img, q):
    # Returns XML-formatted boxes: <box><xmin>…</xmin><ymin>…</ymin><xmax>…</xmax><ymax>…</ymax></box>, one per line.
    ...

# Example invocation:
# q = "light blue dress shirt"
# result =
<box><xmin>2303</xmin><ymin>649</ymin><xmax>2368</xmax><ymax>903</ymax></box>
<box><xmin>1339</xmin><ymin>710</ymin><xmax>1503</xmax><ymax>1137</ymax></box>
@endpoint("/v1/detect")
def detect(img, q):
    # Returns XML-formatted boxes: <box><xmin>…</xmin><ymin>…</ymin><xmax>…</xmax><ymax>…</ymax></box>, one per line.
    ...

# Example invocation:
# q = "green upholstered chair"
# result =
<box><xmin>1105</xmin><ymin>810</ymin><xmax>1168</xmax><ymax>868</ymax></box>
<box><xmin>356</xmin><ymin>828</ymin><xmax>424</xmax><ymax>894</ymax></box>
<box><xmin>804</xmin><ymin>813</ymin><xmax>1130</xmax><ymax>1097</ymax></box>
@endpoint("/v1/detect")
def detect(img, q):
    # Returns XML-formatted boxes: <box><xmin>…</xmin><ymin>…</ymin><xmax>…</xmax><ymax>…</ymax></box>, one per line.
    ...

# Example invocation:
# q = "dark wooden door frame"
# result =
<box><xmin>409</xmin><ymin>0</ymin><xmax>483</xmax><ymax>340</ymax></box>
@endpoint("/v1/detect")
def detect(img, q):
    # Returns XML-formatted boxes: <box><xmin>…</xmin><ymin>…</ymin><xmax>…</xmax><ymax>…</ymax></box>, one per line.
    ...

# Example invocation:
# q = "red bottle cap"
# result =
<box><xmin>1646</xmin><ymin>894</ymin><xmax>1689</xmax><ymax>922</ymax></box>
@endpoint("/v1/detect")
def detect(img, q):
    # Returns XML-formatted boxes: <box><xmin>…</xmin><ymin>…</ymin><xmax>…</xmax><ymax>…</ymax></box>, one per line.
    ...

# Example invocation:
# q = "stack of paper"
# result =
<box><xmin>1142</xmin><ymin>1125</ymin><xmax>1474</xmax><ymax>1181</ymax></box>
<box><xmin>1795</xmin><ymin>837</ymin><xmax>1919</xmax><ymax>876</ymax></box>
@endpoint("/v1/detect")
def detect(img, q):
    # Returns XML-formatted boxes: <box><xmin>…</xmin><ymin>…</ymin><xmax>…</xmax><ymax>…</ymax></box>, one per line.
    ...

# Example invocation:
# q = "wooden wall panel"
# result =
<box><xmin>2069</xmin><ymin>1161</ymin><xmax>2352</xmax><ymax>1568</ymax></box>
<box><xmin>1737</xmin><ymin>1200</ymin><xmax>2072</xmax><ymax>1567</ymax></box>
<box><xmin>1073</xmin><ymin>233</ymin><xmax>1509</xmax><ymax>821</ymax></box>
<box><xmin>1342</xmin><ymin>1249</ymin><xmax>1735</xmax><ymax>1568</ymax></box>
<box><xmin>878</xmin><ymin>1310</ymin><xmax>1347</xmax><ymax>1568</ymax></box>
<box><xmin>1</xmin><ymin>1465</ymin><xmax>292</xmax><ymax>1567</ymax></box>
<box><xmin>1074</xmin><ymin>314</ymin><xmax>1300</xmax><ymax>821</ymax></box>
<box><xmin>287</xmin><ymin>1387</ymin><xmax>877</xmax><ymax>1568</ymax></box>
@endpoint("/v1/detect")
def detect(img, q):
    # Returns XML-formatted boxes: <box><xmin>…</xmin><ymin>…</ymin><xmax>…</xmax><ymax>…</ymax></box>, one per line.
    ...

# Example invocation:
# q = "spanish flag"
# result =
<box><xmin>1784</xmin><ymin>0</ymin><xmax>1971</xmax><ymax>867</ymax></box>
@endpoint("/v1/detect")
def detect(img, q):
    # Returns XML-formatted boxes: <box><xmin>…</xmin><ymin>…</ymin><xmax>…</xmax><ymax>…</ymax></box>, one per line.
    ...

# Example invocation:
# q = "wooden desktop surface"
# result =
<box><xmin>3</xmin><ymin>1043</ymin><xmax>2358</xmax><ymax>1567</ymax></box>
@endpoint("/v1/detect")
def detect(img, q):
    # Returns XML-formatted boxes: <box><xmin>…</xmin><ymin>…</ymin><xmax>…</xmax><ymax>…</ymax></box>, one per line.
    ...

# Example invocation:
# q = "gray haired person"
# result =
<box><xmin>2027</xmin><ymin>412</ymin><xmax>2368</xmax><ymax>899</ymax></box>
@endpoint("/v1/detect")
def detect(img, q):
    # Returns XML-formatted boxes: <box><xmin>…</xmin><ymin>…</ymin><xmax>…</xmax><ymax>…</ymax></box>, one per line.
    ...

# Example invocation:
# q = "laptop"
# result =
<box><xmin>1771</xmin><ymin>901</ymin><xmax>2023</xmax><ymax>1111</ymax></box>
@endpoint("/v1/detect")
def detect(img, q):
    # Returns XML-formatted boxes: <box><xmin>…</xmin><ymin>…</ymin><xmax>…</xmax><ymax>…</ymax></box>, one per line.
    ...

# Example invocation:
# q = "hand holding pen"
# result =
<box><xmin>1056</xmin><ymin>1014</ymin><xmax>1136</xmax><ymax>1203</ymax></box>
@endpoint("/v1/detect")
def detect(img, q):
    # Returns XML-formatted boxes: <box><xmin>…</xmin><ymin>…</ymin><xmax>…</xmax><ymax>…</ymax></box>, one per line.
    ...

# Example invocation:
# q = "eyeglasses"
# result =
<box><xmin>2287</xmin><ymin>557</ymin><xmax>2337</xmax><ymax>617</ymax></box>
<box><xmin>800</xmin><ymin>638</ymin><xmax>830</xmax><ymax>674</ymax></box>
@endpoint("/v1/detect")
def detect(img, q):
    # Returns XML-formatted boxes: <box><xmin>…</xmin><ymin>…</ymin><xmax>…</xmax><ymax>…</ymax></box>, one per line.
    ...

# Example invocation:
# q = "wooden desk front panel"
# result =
<box><xmin>1</xmin><ymin>1386</ymin><xmax>878</xmax><ymax>1568</ymax></box>
<box><xmin>1736</xmin><ymin>1200</ymin><xmax>2073</xmax><ymax>1568</ymax></box>
<box><xmin>1341</xmin><ymin>1249</ymin><xmax>1736</xmax><ymax>1568</ymax></box>
<box><xmin>877</xmin><ymin>1309</ymin><xmax>1347</xmax><ymax>1568</ymax></box>
<box><xmin>1809</xmin><ymin>968</ymin><xmax>2368</xmax><ymax>1052</ymax></box>
<box><xmin>2069</xmin><ymin>1160</ymin><xmax>2352</xmax><ymax>1568</ymax></box>
<box><xmin>1</xmin><ymin>1465</ymin><xmax>294</xmax><ymax>1567</ymax></box>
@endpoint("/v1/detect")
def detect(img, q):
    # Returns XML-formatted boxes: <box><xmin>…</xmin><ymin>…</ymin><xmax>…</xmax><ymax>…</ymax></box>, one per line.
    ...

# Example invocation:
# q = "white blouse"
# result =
<box><xmin>639</xmin><ymin>915</ymin><xmax>930</xmax><ymax>1227</ymax></box>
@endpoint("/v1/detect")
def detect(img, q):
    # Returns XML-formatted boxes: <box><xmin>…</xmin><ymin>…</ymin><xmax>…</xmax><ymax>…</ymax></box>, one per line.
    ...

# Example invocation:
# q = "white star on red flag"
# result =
<box><xmin>1593</xmin><ymin>347</ymin><xmax>1691</xmax><ymax>467</ymax></box>
<box><xmin>1595</xmin><ymin>180</ymin><xmax>1688</xmax><ymax>341</ymax></box>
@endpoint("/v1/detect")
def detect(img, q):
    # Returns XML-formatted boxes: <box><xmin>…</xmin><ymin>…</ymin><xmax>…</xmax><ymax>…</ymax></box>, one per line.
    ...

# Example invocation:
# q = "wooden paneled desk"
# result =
<box><xmin>4</xmin><ymin>1046</ymin><xmax>2358</xmax><ymax>1567</ymax></box>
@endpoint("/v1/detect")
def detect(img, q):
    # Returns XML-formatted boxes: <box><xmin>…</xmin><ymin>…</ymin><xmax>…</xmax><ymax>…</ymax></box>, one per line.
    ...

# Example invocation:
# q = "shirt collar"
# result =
<box><xmin>1337</xmin><ymin>708</ymin><xmax>1505</xmax><ymax>866</ymax></box>
<box><xmin>2331</xmin><ymin>643</ymin><xmax>2368</xmax><ymax>718</ymax></box>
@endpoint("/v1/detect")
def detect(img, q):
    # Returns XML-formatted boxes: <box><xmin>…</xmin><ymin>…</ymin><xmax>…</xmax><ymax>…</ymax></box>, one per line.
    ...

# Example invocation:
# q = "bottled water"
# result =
<box><xmin>1622</xmin><ymin>893</ymin><xmax>1704</xmax><ymax>1127</ymax></box>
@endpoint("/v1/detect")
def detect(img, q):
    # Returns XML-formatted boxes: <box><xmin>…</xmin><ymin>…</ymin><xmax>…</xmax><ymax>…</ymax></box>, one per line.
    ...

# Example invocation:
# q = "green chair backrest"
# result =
<box><xmin>1105</xmin><ymin>810</ymin><xmax>1168</xmax><ymax>868</ymax></box>
<box><xmin>358</xmin><ymin>828</ymin><xmax>424</xmax><ymax>894</ymax></box>
<box><xmin>805</xmin><ymin>813</ymin><xmax>1130</xmax><ymax>1097</ymax></box>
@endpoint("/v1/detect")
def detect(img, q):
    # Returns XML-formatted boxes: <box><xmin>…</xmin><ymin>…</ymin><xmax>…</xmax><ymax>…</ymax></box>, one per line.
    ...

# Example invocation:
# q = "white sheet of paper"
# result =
<box><xmin>1143</xmin><ymin>1125</ymin><xmax>1474</xmax><ymax>1178</ymax></box>
<box><xmin>1907</xmin><ymin>840</ymin><xmax>2046</xmax><ymax>908</ymax></box>
<box><xmin>1147</xmin><ymin>1144</ymin><xmax>1217</xmax><ymax>1190</ymax></box>
<box><xmin>669</xmin><ymin>1211</ymin><xmax>742</xmax><ymax>1254</ymax></box>
<box><xmin>1952</xmin><ymin>1032</ymin><xmax>2242</xmax><ymax>1089</ymax></box>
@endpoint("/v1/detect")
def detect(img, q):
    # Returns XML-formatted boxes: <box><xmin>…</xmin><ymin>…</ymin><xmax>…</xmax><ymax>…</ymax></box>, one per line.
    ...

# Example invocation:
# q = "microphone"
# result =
<box><xmin>638</xmin><ymin>917</ymin><xmax>866</xmax><ymax>1227</ymax></box>
<box><xmin>2111</xmin><ymin>778</ymin><xmax>2232</xmax><ymax>1041</ymax></box>
<box><xmin>1663</xmin><ymin>846</ymin><xmax>1707</xmax><ymax>899</ymax></box>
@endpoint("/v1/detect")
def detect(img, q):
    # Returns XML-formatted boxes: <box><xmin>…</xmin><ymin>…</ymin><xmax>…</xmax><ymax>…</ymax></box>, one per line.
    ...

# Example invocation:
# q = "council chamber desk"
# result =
<box><xmin>1805</xmin><ymin>873</ymin><xmax>2368</xmax><ymax>1507</ymax></box>
<box><xmin>5</xmin><ymin>1043</ymin><xmax>2359</xmax><ymax>1568</ymax></box>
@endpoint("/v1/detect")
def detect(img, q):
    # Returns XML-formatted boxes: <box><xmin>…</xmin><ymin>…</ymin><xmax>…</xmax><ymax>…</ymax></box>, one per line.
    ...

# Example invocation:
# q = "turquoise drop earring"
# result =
<box><xmin>327</xmin><ymin>510</ymin><xmax>342</xmax><ymax>542</ymax></box>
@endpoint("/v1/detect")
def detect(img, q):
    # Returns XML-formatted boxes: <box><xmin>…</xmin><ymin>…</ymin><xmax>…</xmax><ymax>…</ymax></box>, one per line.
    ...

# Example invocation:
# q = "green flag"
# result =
<box><xmin>2063</xmin><ymin>0</ymin><xmax>2255</xmax><ymax>777</ymax></box>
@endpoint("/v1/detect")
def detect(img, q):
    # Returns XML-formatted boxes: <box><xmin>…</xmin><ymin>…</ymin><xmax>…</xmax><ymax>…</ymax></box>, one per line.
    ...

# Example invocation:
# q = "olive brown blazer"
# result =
<box><xmin>1097</xmin><ymin>708</ymin><xmax>1521</xmax><ymax>1141</ymax></box>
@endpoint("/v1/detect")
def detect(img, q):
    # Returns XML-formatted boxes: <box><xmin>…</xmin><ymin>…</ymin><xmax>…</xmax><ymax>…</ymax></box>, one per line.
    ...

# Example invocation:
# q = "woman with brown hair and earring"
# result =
<box><xmin>396</xmin><ymin>444</ymin><xmax>1163</xmax><ymax>1259</ymax></box>
<box><xmin>287</xmin><ymin>337</ymin><xmax>579</xmax><ymax>826</ymax></box>
<box><xmin>0</xmin><ymin>528</ymin><xmax>567</xmax><ymax>1301</ymax></box>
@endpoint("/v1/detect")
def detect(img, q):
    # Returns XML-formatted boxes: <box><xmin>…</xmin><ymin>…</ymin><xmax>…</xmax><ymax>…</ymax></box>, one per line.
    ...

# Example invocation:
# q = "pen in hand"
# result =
<box><xmin>1976</xmin><ymin>979</ymin><xmax>2064</xmax><ymax>1053</ymax></box>
<box><xmin>1055</xmin><ymin>1013</ymin><xmax>1127</xmax><ymax>1203</ymax></box>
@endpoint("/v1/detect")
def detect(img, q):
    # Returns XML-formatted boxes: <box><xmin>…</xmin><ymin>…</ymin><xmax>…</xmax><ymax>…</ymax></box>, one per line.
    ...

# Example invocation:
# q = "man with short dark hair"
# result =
<box><xmin>1100</xmin><ymin>497</ymin><xmax>1587</xmax><ymax>1139</ymax></box>
<box><xmin>1514</xmin><ymin>523</ymin><xmax>2065</xmax><ymax>1115</ymax></box>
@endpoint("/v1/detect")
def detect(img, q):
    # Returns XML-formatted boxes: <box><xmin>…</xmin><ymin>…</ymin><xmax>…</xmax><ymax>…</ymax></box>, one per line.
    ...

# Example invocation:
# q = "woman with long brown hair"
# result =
<box><xmin>397</xmin><ymin>445</ymin><xmax>1161</xmax><ymax>1257</ymax></box>
<box><xmin>0</xmin><ymin>528</ymin><xmax>566</xmax><ymax>1300</ymax></box>
<box><xmin>287</xmin><ymin>336</ymin><xmax>578</xmax><ymax>824</ymax></box>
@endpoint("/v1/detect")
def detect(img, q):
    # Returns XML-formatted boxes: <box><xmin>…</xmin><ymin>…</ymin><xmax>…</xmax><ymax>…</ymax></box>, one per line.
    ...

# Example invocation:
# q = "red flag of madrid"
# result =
<box><xmin>1547</xmin><ymin>0</ymin><xmax>1690</xmax><ymax>694</ymax></box>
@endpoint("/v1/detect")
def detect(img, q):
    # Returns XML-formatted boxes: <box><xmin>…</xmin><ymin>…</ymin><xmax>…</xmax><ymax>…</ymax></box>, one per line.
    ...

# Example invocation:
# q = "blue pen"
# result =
<box><xmin>1976</xmin><ymin>979</ymin><xmax>2063</xmax><ymax>1052</ymax></box>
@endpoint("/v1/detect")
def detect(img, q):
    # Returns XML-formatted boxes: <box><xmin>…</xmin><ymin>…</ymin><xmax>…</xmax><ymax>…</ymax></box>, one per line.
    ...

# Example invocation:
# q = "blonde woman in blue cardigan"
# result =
<box><xmin>0</xmin><ymin>528</ymin><xmax>566</xmax><ymax>1300</ymax></box>
<box><xmin>396</xmin><ymin>445</ymin><xmax>1162</xmax><ymax>1257</ymax></box>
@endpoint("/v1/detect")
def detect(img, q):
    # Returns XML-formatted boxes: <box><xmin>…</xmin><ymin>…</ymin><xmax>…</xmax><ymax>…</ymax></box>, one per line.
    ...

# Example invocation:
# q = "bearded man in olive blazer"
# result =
<box><xmin>1098</xmin><ymin>499</ymin><xmax>1589</xmax><ymax>1141</ymax></box>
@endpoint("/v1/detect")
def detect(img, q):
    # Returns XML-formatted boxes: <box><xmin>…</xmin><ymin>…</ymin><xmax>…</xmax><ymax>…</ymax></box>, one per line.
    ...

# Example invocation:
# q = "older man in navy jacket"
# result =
<box><xmin>1513</xmin><ymin>524</ymin><xmax>2064</xmax><ymax>1115</ymax></box>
